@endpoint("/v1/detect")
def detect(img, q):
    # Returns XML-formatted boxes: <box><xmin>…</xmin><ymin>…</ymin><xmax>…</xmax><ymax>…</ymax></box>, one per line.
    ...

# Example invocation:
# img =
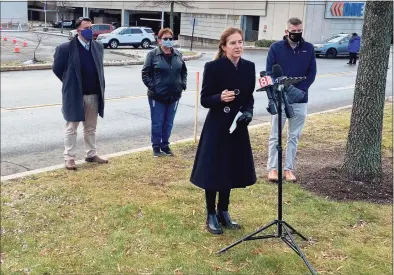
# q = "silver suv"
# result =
<box><xmin>97</xmin><ymin>26</ymin><xmax>156</xmax><ymax>49</ymax></box>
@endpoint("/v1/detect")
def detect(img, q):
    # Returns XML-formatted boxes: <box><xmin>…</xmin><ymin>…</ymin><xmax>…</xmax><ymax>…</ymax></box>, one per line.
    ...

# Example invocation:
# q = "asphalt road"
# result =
<box><xmin>1</xmin><ymin>47</ymin><xmax>392</xmax><ymax>176</ymax></box>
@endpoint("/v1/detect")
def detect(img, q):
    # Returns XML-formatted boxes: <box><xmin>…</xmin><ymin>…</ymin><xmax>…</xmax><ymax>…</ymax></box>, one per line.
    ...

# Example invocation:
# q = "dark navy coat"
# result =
<box><xmin>190</xmin><ymin>56</ymin><xmax>257</xmax><ymax>191</ymax></box>
<box><xmin>52</xmin><ymin>37</ymin><xmax>105</xmax><ymax>122</ymax></box>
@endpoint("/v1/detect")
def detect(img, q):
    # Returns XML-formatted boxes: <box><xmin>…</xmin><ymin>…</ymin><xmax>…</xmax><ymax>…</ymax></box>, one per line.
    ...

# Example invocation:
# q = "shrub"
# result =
<box><xmin>255</xmin><ymin>39</ymin><xmax>277</xmax><ymax>48</ymax></box>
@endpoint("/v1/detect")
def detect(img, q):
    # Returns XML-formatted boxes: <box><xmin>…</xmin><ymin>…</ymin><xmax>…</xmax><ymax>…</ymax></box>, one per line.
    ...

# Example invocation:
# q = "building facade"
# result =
<box><xmin>9</xmin><ymin>1</ymin><xmax>368</xmax><ymax>45</ymax></box>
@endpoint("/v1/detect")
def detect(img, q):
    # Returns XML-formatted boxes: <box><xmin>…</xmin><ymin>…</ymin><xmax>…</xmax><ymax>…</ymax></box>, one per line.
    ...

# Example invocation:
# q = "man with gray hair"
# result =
<box><xmin>265</xmin><ymin>17</ymin><xmax>317</xmax><ymax>182</ymax></box>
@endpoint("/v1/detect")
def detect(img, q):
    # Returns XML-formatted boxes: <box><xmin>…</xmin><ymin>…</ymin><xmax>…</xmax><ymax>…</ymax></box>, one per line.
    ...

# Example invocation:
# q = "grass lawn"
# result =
<box><xmin>1</xmin><ymin>104</ymin><xmax>392</xmax><ymax>275</ymax></box>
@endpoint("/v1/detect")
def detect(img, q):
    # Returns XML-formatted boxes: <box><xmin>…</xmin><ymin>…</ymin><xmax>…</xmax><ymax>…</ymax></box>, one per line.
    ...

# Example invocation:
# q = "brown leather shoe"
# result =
<box><xmin>85</xmin><ymin>155</ymin><xmax>109</xmax><ymax>164</ymax></box>
<box><xmin>65</xmin><ymin>159</ymin><xmax>77</xmax><ymax>170</ymax></box>
<box><xmin>284</xmin><ymin>170</ymin><xmax>296</xmax><ymax>182</ymax></box>
<box><xmin>268</xmin><ymin>170</ymin><xmax>279</xmax><ymax>182</ymax></box>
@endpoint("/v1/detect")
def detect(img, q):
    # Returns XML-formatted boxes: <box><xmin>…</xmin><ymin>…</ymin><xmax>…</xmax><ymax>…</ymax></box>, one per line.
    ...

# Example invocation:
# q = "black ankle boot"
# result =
<box><xmin>217</xmin><ymin>211</ymin><xmax>241</xmax><ymax>229</ymax></box>
<box><xmin>206</xmin><ymin>214</ymin><xmax>223</xmax><ymax>235</ymax></box>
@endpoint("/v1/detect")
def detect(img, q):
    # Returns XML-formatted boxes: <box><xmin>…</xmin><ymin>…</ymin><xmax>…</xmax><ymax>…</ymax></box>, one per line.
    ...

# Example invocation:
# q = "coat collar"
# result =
<box><xmin>221</xmin><ymin>55</ymin><xmax>244</xmax><ymax>69</ymax></box>
<box><xmin>154</xmin><ymin>46</ymin><xmax>179</xmax><ymax>56</ymax></box>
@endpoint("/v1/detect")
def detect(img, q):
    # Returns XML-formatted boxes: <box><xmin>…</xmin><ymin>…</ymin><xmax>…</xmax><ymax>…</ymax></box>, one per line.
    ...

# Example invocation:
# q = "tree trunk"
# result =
<box><xmin>342</xmin><ymin>1</ymin><xmax>393</xmax><ymax>182</ymax></box>
<box><xmin>170</xmin><ymin>1</ymin><xmax>174</xmax><ymax>31</ymax></box>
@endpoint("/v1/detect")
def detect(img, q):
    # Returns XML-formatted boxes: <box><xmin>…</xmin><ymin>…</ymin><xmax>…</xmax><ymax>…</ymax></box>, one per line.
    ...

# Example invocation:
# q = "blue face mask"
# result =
<box><xmin>80</xmin><ymin>29</ymin><xmax>93</xmax><ymax>41</ymax></box>
<box><xmin>162</xmin><ymin>39</ymin><xmax>174</xmax><ymax>48</ymax></box>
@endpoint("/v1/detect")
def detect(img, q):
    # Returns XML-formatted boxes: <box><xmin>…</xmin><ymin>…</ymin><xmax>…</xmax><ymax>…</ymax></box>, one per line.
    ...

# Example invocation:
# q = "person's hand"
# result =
<box><xmin>237</xmin><ymin>111</ymin><xmax>253</xmax><ymax>126</ymax></box>
<box><xmin>221</xmin><ymin>89</ymin><xmax>235</xmax><ymax>102</ymax></box>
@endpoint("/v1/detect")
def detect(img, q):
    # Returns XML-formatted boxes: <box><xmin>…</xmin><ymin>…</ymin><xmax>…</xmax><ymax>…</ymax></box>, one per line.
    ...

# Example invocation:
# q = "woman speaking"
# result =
<box><xmin>190</xmin><ymin>27</ymin><xmax>257</xmax><ymax>235</ymax></box>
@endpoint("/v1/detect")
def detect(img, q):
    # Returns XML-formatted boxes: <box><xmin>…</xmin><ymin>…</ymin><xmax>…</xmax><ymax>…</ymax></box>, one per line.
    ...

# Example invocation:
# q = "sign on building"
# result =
<box><xmin>325</xmin><ymin>1</ymin><xmax>365</xmax><ymax>19</ymax></box>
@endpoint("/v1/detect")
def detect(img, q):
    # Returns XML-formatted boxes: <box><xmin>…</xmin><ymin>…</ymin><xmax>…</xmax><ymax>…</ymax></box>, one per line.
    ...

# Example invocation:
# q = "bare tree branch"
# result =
<box><xmin>33</xmin><ymin>33</ymin><xmax>48</xmax><ymax>62</ymax></box>
<box><xmin>49</xmin><ymin>0</ymin><xmax>73</xmax><ymax>34</ymax></box>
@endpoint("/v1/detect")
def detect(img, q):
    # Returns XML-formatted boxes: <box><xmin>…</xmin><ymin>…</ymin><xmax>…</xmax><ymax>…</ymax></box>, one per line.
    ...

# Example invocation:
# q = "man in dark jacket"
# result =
<box><xmin>266</xmin><ymin>17</ymin><xmax>317</xmax><ymax>182</ymax></box>
<box><xmin>52</xmin><ymin>17</ymin><xmax>108</xmax><ymax>170</ymax></box>
<box><xmin>142</xmin><ymin>28</ymin><xmax>187</xmax><ymax>157</ymax></box>
<box><xmin>347</xmin><ymin>33</ymin><xmax>361</xmax><ymax>65</ymax></box>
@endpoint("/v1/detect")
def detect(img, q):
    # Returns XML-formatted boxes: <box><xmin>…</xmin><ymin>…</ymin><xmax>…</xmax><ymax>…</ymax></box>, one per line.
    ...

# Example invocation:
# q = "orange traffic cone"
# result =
<box><xmin>14</xmin><ymin>43</ymin><xmax>20</xmax><ymax>53</ymax></box>
<box><xmin>23</xmin><ymin>40</ymin><xmax>28</xmax><ymax>47</ymax></box>
<box><xmin>12</xmin><ymin>37</ymin><xmax>17</xmax><ymax>44</ymax></box>
<box><xmin>2</xmin><ymin>36</ymin><xmax>6</xmax><ymax>41</ymax></box>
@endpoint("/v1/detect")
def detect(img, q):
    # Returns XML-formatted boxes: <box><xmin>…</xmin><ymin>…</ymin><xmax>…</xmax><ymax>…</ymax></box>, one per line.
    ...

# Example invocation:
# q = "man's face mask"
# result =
<box><xmin>80</xmin><ymin>28</ymin><xmax>93</xmax><ymax>41</ymax></box>
<box><xmin>288</xmin><ymin>32</ymin><xmax>302</xmax><ymax>43</ymax></box>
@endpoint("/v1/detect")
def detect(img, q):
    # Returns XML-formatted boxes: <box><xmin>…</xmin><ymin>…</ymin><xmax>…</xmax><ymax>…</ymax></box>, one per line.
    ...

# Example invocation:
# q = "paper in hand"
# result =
<box><xmin>229</xmin><ymin>111</ymin><xmax>243</xmax><ymax>134</ymax></box>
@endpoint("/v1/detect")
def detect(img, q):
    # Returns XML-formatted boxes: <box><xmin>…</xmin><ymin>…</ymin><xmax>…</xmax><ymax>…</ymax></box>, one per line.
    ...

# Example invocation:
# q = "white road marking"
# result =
<box><xmin>330</xmin><ymin>85</ymin><xmax>355</xmax><ymax>91</ymax></box>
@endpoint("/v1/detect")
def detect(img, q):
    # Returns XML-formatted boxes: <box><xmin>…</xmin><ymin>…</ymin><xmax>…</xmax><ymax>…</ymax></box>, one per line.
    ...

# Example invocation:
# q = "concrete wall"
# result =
<box><xmin>69</xmin><ymin>1</ymin><xmax>268</xmax><ymax>16</ymax></box>
<box><xmin>180</xmin><ymin>13</ymin><xmax>242</xmax><ymax>40</ymax></box>
<box><xmin>304</xmin><ymin>1</ymin><xmax>364</xmax><ymax>43</ymax></box>
<box><xmin>258</xmin><ymin>1</ymin><xmax>306</xmax><ymax>41</ymax></box>
<box><xmin>1</xmin><ymin>1</ymin><xmax>28</xmax><ymax>24</ymax></box>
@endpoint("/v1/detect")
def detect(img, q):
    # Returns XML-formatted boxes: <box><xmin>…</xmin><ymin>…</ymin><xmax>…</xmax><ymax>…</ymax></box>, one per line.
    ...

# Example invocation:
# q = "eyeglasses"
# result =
<box><xmin>161</xmin><ymin>37</ymin><xmax>173</xmax><ymax>41</ymax></box>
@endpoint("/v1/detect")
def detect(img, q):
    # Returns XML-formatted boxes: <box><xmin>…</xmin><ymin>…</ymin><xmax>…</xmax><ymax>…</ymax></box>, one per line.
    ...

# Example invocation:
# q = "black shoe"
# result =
<box><xmin>217</xmin><ymin>211</ymin><xmax>241</xmax><ymax>229</ymax></box>
<box><xmin>161</xmin><ymin>146</ymin><xmax>173</xmax><ymax>156</ymax></box>
<box><xmin>153</xmin><ymin>147</ymin><xmax>162</xmax><ymax>157</ymax></box>
<box><xmin>347</xmin><ymin>62</ymin><xmax>351</xmax><ymax>64</ymax></box>
<box><xmin>206</xmin><ymin>214</ymin><xmax>223</xmax><ymax>235</ymax></box>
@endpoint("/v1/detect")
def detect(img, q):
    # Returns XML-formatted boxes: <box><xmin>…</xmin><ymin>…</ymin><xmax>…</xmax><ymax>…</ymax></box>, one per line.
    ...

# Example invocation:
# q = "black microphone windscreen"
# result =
<box><xmin>272</xmin><ymin>64</ymin><xmax>283</xmax><ymax>78</ymax></box>
<box><xmin>260</xmin><ymin>71</ymin><xmax>267</xmax><ymax>77</ymax></box>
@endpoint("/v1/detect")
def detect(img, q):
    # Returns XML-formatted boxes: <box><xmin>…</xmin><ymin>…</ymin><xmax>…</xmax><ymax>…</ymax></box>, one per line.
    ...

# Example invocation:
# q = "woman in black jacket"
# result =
<box><xmin>142</xmin><ymin>28</ymin><xmax>188</xmax><ymax>157</ymax></box>
<box><xmin>190</xmin><ymin>27</ymin><xmax>257</xmax><ymax>235</ymax></box>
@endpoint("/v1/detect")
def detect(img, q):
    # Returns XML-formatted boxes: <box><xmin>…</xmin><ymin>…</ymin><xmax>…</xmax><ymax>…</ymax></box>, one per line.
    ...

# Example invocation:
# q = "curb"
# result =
<box><xmin>33</xmin><ymin>31</ymin><xmax>69</xmax><ymax>37</ymax></box>
<box><xmin>0</xmin><ymin>52</ymin><xmax>203</xmax><ymax>72</ymax></box>
<box><xmin>243</xmin><ymin>46</ymin><xmax>270</xmax><ymax>51</ymax></box>
<box><xmin>110</xmin><ymin>50</ymin><xmax>203</xmax><ymax>61</ymax></box>
<box><xmin>0</xmin><ymin>104</ymin><xmax>358</xmax><ymax>182</ymax></box>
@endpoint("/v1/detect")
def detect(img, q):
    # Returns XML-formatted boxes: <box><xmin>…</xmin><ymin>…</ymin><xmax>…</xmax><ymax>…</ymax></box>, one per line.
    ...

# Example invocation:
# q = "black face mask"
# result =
<box><xmin>288</xmin><ymin>32</ymin><xmax>302</xmax><ymax>43</ymax></box>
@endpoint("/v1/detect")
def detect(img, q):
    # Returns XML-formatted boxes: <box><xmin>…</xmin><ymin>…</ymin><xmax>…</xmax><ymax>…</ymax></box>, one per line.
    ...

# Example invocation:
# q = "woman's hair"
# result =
<box><xmin>158</xmin><ymin>28</ymin><xmax>173</xmax><ymax>39</ymax></box>
<box><xmin>214</xmin><ymin>27</ymin><xmax>243</xmax><ymax>60</ymax></box>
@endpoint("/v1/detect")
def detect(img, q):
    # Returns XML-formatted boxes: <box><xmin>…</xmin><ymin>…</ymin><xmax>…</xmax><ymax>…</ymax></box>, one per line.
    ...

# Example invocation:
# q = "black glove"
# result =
<box><xmin>286</xmin><ymin>85</ymin><xmax>305</xmax><ymax>104</ymax></box>
<box><xmin>237</xmin><ymin>111</ymin><xmax>253</xmax><ymax>126</ymax></box>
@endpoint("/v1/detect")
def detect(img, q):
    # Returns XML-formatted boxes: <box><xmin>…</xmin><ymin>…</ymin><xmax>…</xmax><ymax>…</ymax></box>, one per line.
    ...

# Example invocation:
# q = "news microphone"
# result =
<box><xmin>272</xmin><ymin>64</ymin><xmax>283</xmax><ymax>78</ymax></box>
<box><xmin>272</xmin><ymin>64</ymin><xmax>295</xmax><ymax>118</ymax></box>
<box><xmin>256</xmin><ymin>71</ymin><xmax>274</xmax><ymax>92</ymax></box>
<box><xmin>255</xmin><ymin>71</ymin><xmax>277</xmax><ymax>115</ymax></box>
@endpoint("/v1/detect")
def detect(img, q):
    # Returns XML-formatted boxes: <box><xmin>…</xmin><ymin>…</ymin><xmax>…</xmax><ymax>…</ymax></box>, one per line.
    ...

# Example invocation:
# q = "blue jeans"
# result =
<box><xmin>148</xmin><ymin>97</ymin><xmax>179</xmax><ymax>148</ymax></box>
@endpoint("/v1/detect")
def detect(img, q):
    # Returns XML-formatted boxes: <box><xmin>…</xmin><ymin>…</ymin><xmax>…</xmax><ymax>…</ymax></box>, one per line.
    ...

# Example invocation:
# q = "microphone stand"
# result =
<box><xmin>217</xmin><ymin>78</ymin><xmax>317</xmax><ymax>275</ymax></box>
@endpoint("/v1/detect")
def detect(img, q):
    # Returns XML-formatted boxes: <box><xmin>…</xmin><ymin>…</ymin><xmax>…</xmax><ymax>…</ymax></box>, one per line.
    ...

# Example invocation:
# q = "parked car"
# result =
<box><xmin>313</xmin><ymin>33</ymin><xmax>356</xmax><ymax>58</ymax></box>
<box><xmin>53</xmin><ymin>20</ymin><xmax>75</xmax><ymax>28</ymax></box>
<box><xmin>111</xmin><ymin>22</ymin><xmax>120</xmax><ymax>29</ymax></box>
<box><xmin>96</xmin><ymin>26</ymin><xmax>156</xmax><ymax>49</ymax></box>
<box><xmin>68</xmin><ymin>24</ymin><xmax>115</xmax><ymax>40</ymax></box>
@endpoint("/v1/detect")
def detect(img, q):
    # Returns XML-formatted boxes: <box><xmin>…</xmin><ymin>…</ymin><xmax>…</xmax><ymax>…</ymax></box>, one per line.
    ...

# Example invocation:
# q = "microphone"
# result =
<box><xmin>256</xmin><ymin>71</ymin><xmax>277</xmax><ymax>115</ymax></box>
<box><xmin>272</xmin><ymin>64</ymin><xmax>295</xmax><ymax>118</ymax></box>
<box><xmin>256</xmin><ymin>71</ymin><xmax>274</xmax><ymax>92</ymax></box>
<box><xmin>272</xmin><ymin>64</ymin><xmax>283</xmax><ymax>78</ymax></box>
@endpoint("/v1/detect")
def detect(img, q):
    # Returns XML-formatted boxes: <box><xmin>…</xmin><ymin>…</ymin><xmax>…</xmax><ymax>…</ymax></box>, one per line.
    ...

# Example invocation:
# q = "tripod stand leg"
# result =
<box><xmin>217</xmin><ymin>220</ymin><xmax>277</xmax><ymax>254</ymax></box>
<box><xmin>282</xmin><ymin>224</ymin><xmax>317</xmax><ymax>275</ymax></box>
<box><xmin>283</xmin><ymin>221</ymin><xmax>308</xmax><ymax>241</ymax></box>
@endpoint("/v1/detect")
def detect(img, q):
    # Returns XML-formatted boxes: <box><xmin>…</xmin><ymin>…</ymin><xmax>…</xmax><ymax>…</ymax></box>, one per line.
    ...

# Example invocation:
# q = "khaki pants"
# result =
<box><xmin>64</xmin><ymin>95</ymin><xmax>99</xmax><ymax>161</ymax></box>
<box><xmin>267</xmin><ymin>103</ymin><xmax>307</xmax><ymax>171</ymax></box>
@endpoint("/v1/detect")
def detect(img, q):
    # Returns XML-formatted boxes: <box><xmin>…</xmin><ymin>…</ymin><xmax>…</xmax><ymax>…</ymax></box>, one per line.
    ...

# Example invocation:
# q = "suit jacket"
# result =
<box><xmin>52</xmin><ymin>36</ymin><xmax>105</xmax><ymax>122</ymax></box>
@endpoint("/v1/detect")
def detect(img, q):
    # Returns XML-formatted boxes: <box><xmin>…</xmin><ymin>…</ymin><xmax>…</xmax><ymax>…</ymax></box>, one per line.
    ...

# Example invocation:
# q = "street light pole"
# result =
<box><xmin>44</xmin><ymin>1</ymin><xmax>47</xmax><ymax>28</ymax></box>
<box><xmin>161</xmin><ymin>8</ymin><xmax>164</xmax><ymax>29</ymax></box>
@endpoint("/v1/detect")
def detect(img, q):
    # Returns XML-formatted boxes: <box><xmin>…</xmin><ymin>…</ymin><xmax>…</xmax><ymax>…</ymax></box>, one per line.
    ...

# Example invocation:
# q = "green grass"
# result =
<box><xmin>1</xmin><ymin>104</ymin><xmax>392</xmax><ymax>275</ymax></box>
